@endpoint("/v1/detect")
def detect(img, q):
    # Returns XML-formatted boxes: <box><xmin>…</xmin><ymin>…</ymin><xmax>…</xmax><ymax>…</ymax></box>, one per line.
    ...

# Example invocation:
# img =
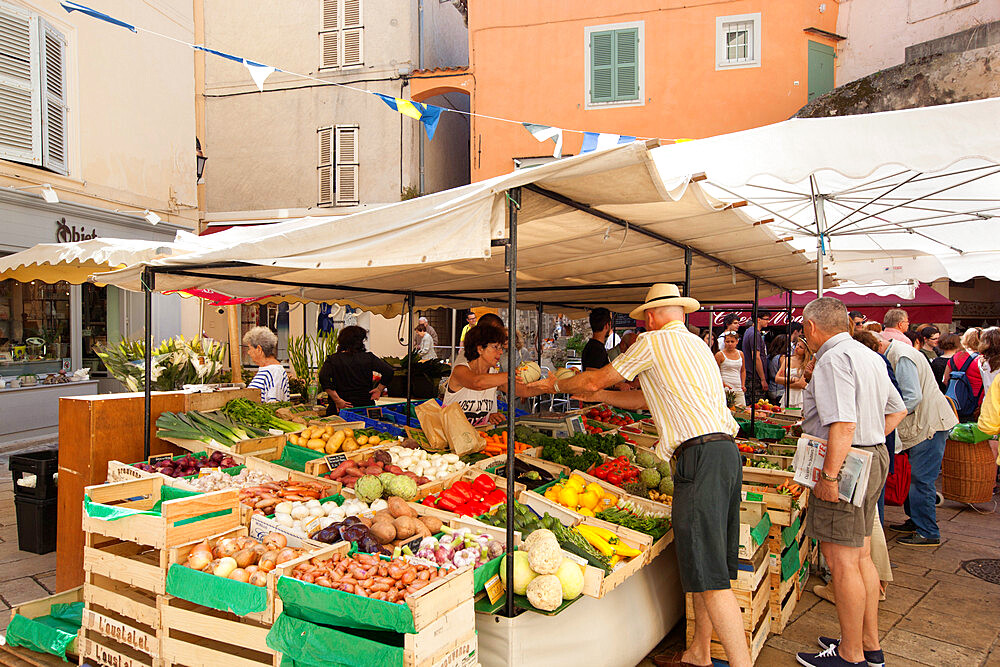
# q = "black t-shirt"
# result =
<box><xmin>581</xmin><ymin>338</ymin><xmax>610</xmax><ymax>370</ymax></box>
<box><xmin>318</xmin><ymin>351</ymin><xmax>395</xmax><ymax>413</ymax></box>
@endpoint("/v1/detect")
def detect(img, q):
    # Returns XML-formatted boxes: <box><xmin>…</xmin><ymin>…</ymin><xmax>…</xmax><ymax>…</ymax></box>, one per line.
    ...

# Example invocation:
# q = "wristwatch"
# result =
<box><xmin>553</xmin><ymin>380</ymin><xmax>561</xmax><ymax>393</ymax></box>
<box><xmin>821</xmin><ymin>470</ymin><xmax>841</xmax><ymax>482</ymax></box>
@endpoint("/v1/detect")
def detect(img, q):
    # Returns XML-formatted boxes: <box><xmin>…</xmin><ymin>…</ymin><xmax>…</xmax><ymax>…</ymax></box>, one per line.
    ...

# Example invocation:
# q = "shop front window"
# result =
<box><xmin>82</xmin><ymin>282</ymin><xmax>108</xmax><ymax>372</ymax></box>
<box><xmin>0</xmin><ymin>279</ymin><xmax>71</xmax><ymax>377</ymax></box>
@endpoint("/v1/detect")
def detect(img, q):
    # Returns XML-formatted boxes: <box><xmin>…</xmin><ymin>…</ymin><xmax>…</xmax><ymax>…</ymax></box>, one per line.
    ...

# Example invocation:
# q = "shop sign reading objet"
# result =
<box><xmin>55</xmin><ymin>217</ymin><xmax>98</xmax><ymax>243</ymax></box>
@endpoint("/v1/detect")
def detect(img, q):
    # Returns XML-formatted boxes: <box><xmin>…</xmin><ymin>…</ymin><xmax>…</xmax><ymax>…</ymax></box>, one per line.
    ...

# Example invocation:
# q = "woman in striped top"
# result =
<box><xmin>244</xmin><ymin>327</ymin><xmax>290</xmax><ymax>403</ymax></box>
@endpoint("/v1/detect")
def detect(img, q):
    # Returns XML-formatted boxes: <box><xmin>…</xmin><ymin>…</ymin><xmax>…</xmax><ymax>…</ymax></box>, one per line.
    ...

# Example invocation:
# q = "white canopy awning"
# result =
<box><xmin>649</xmin><ymin>97</ymin><xmax>1000</xmax><ymax>284</ymax></box>
<box><xmin>94</xmin><ymin>142</ymin><xmax>824</xmax><ymax>316</ymax></box>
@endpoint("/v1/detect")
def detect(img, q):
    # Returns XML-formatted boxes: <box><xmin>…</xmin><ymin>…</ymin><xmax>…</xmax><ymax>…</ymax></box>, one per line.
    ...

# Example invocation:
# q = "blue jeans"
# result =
<box><xmin>902</xmin><ymin>429</ymin><xmax>948</xmax><ymax>540</ymax></box>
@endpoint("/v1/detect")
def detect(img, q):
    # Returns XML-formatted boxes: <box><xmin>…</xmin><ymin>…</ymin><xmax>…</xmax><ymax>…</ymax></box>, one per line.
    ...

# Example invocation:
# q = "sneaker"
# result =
<box><xmin>796</xmin><ymin>645</ymin><xmax>867</xmax><ymax>666</ymax></box>
<box><xmin>817</xmin><ymin>637</ymin><xmax>886</xmax><ymax>667</ymax></box>
<box><xmin>888</xmin><ymin>518</ymin><xmax>916</xmax><ymax>533</ymax></box>
<box><xmin>897</xmin><ymin>533</ymin><xmax>940</xmax><ymax>547</ymax></box>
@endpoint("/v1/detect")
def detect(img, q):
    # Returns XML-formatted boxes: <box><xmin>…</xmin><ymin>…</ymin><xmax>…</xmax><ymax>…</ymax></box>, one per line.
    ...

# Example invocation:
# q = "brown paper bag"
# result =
<box><xmin>413</xmin><ymin>400</ymin><xmax>448</xmax><ymax>451</ymax></box>
<box><xmin>441</xmin><ymin>403</ymin><xmax>484</xmax><ymax>455</ymax></box>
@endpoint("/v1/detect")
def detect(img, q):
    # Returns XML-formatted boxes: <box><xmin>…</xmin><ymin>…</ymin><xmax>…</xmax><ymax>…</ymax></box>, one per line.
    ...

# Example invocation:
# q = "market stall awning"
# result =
<box><xmin>93</xmin><ymin>141</ymin><xmax>826</xmax><ymax>315</ymax></box>
<box><xmin>688</xmin><ymin>283</ymin><xmax>955</xmax><ymax>327</ymax></box>
<box><xmin>0</xmin><ymin>236</ymin><xmax>200</xmax><ymax>284</ymax></box>
<box><xmin>648</xmin><ymin>96</ymin><xmax>1000</xmax><ymax>286</ymax></box>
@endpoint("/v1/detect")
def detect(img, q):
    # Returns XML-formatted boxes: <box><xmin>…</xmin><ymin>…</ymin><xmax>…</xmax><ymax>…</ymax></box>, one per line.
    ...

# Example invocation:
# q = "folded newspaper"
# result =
<box><xmin>792</xmin><ymin>434</ymin><xmax>873</xmax><ymax>507</ymax></box>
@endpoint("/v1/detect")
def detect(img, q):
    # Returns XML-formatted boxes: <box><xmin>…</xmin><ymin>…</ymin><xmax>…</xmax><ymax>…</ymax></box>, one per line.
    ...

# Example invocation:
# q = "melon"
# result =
<box><xmin>516</xmin><ymin>361</ymin><xmax>542</xmax><ymax>383</ymax></box>
<box><xmin>554</xmin><ymin>367</ymin><xmax>578</xmax><ymax>380</ymax></box>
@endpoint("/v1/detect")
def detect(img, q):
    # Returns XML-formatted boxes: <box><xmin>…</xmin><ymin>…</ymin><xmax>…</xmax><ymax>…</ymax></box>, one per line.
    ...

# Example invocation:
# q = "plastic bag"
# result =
<box><xmin>949</xmin><ymin>423</ymin><xmax>992</xmax><ymax>444</ymax></box>
<box><xmin>4</xmin><ymin>601</ymin><xmax>83</xmax><ymax>660</ymax></box>
<box><xmin>413</xmin><ymin>400</ymin><xmax>448</xmax><ymax>450</ymax></box>
<box><xmin>267</xmin><ymin>613</ymin><xmax>405</xmax><ymax>667</ymax></box>
<box><xmin>165</xmin><ymin>563</ymin><xmax>267</xmax><ymax>616</ymax></box>
<box><xmin>441</xmin><ymin>403</ymin><xmax>483</xmax><ymax>456</ymax></box>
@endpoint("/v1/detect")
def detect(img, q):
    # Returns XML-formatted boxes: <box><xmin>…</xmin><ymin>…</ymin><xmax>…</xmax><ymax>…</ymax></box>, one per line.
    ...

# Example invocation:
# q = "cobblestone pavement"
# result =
<box><xmin>641</xmin><ymin>498</ymin><xmax>1000</xmax><ymax>666</ymax></box>
<box><xmin>0</xmin><ymin>449</ymin><xmax>58</xmax><ymax>635</ymax></box>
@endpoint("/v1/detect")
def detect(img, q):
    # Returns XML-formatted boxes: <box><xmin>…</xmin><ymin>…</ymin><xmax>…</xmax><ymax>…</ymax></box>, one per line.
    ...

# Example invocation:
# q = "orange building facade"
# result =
<box><xmin>411</xmin><ymin>0</ymin><xmax>841</xmax><ymax>181</ymax></box>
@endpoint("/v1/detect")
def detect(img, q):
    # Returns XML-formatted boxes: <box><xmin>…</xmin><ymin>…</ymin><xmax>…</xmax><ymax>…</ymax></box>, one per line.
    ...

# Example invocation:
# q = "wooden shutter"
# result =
<box><xmin>320</xmin><ymin>0</ymin><xmax>362</xmax><ymax>69</ymax></box>
<box><xmin>334</xmin><ymin>125</ymin><xmax>358</xmax><ymax>206</ymax></box>
<box><xmin>341</xmin><ymin>0</ymin><xmax>362</xmax><ymax>66</ymax></box>
<box><xmin>317</xmin><ymin>127</ymin><xmax>332</xmax><ymax>205</ymax></box>
<box><xmin>0</xmin><ymin>2</ymin><xmax>40</xmax><ymax>164</ymax></box>
<box><xmin>321</xmin><ymin>0</ymin><xmax>338</xmax><ymax>30</ymax></box>
<box><xmin>589</xmin><ymin>31</ymin><xmax>613</xmax><ymax>103</ymax></box>
<box><xmin>39</xmin><ymin>18</ymin><xmax>67</xmax><ymax>174</ymax></box>
<box><xmin>614</xmin><ymin>28</ymin><xmax>638</xmax><ymax>101</ymax></box>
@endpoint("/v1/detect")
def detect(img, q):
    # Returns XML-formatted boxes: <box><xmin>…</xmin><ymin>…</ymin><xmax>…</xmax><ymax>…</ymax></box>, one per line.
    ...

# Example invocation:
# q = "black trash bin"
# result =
<box><xmin>14</xmin><ymin>495</ymin><xmax>57</xmax><ymax>554</ymax></box>
<box><xmin>10</xmin><ymin>450</ymin><xmax>58</xmax><ymax>500</ymax></box>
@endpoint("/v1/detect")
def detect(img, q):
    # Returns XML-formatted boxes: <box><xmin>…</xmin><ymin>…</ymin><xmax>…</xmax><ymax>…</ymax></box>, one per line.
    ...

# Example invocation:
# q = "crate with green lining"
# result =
<box><xmin>156</xmin><ymin>408</ymin><xmax>297</xmax><ymax>458</ymax></box>
<box><xmin>4</xmin><ymin>587</ymin><xmax>82</xmax><ymax>662</ymax></box>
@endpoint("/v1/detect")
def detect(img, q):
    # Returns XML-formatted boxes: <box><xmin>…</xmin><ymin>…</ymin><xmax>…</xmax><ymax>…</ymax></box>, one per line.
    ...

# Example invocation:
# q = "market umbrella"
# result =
<box><xmin>648</xmin><ymin>97</ymin><xmax>1000</xmax><ymax>289</ymax></box>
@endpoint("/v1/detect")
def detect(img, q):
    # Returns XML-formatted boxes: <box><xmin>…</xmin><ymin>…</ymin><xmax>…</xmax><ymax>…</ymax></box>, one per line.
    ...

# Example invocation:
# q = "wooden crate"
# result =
<box><xmin>7</xmin><ymin>587</ymin><xmax>83</xmax><ymax>663</ymax></box>
<box><xmin>769</xmin><ymin>511</ymin><xmax>809</xmax><ymax>580</ymax></box>
<box><xmin>769</xmin><ymin>568</ymin><xmax>804</xmax><ymax>635</ymax></box>
<box><xmin>83</xmin><ymin>478</ymin><xmax>241</xmax><ymax>550</ymax></box>
<box><xmin>742</xmin><ymin>468</ymin><xmax>808</xmax><ymax>527</ymax></box>
<box><xmin>159</xmin><ymin>596</ymin><xmax>277</xmax><ymax>667</ymax></box>
<box><xmin>274</xmin><ymin>543</ymin><xmax>475</xmax><ymax>633</ymax></box>
<box><xmin>78</xmin><ymin>626</ymin><xmax>161</xmax><ymax>667</ymax></box>
<box><xmin>161</xmin><ymin>432</ymin><xmax>288</xmax><ymax>458</ymax></box>
<box><xmin>401</xmin><ymin>600</ymin><xmax>476</xmax><ymax>667</ymax></box>
<box><xmin>738</xmin><ymin>501</ymin><xmax>771</xmax><ymax>560</ymax></box>
<box><xmin>82</xmin><ymin>571</ymin><xmax>161</xmax><ymax>664</ymax></box>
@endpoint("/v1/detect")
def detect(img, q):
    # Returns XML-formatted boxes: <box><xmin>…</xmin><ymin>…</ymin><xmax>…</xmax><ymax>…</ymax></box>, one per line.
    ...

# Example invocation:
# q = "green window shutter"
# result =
<box><xmin>614</xmin><ymin>28</ymin><xmax>638</xmax><ymax>101</ymax></box>
<box><xmin>590</xmin><ymin>30</ymin><xmax>614</xmax><ymax>103</ymax></box>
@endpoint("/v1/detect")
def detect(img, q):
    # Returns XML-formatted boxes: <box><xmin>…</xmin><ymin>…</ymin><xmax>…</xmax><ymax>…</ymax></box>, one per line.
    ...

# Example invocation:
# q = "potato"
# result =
<box><xmin>356</xmin><ymin>435</ymin><xmax>369</xmax><ymax>446</ymax></box>
<box><xmin>373</xmin><ymin>510</ymin><xmax>394</xmax><ymax>525</ymax></box>
<box><xmin>370</xmin><ymin>521</ymin><xmax>396</xmax><ymax>544</ymax></box>
<box><xmin>393</xmin><ymin>516</ymin><xmax>417</xmax><ymax>540</ymax></box>
<box><xmin>288</xmin><ymin>435</ymin><xmax>300</xmax><ymax>446</ymax></box>
<box><xmin>324</xmin><ymin>439</ymin><xmax>342</xmax><ymax>455</ymax></box>
<box><xmin>387</xmin><ymin>496</ymin><xmax>417</xmax><ymax>519</ymax></box>
<box><xmin>342</xmin><ymin>438</ymin><xmax>358</xmax><ymax>452</ymax></box>
<box><xmin>414</xmin><ymin>520</ymin><xmax>431</xmax><ymax>538</ymax></box>
<box><xmin>300</xmin><ymin>428</ymin><xmax>313</xmax><ymax>440</ymax></box>
<box><xmin>320</xmin><ymin>432</ymin><xmax>331</xmax><ymax>441</ymax></box>
<box><xmin>330</xmin><ymin>431</ymin><xmax>346</xmax><ymax>448</ymax></box>
<box><xmin>418</xmin><ymin>516</ymin><xmax>443</xmax><ymax>534</ymax></box>
<box><xmin>344</xmin><ymin>429</ymin><xmax>354</xmax><ymax>438</ymax></box>
<box><xmin>368</xmin><ymin>435</ymin><xmax>381</xmax><ymax>445</ymax></box>
<box><xmin>307</xmin><ymin>438</ymin><xmax>326</xmax><ymax>451</ymax></box>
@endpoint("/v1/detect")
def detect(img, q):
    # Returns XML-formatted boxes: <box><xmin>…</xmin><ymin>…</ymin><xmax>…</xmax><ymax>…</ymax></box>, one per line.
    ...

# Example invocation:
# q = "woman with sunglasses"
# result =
<box><xmin>443</xmin><ymin>324</ymin><xmax>540</xmax><ymax>425</ymax></box>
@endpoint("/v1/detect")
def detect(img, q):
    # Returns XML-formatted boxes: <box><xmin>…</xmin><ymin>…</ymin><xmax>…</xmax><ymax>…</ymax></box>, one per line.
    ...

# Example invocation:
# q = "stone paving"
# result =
<box><xmin>0</xmin><ymin>449</ymin><xmax>58</xmax><ymax>635</ymax></box>
<box><xmin>641</xmin><ymin>498</ymin><xmax>1000</xmax><ymax>666</ymax></box>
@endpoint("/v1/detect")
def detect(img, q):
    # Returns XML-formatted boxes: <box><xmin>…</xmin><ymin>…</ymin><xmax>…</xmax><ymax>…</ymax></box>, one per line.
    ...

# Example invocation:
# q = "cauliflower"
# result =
<box><xmin>526</xmin><ymin>574</ymin><xmax>563</xmax><ymax>611</ymax></box>
<box><xmin>526</xmin><ymin>538</ymin><xmax>562</xmax><ymax>575</ymax></box>
<box><xmin>521</xmin><ymin>529</ymin><xmax>558</xmax><ymax>553</ymax></box>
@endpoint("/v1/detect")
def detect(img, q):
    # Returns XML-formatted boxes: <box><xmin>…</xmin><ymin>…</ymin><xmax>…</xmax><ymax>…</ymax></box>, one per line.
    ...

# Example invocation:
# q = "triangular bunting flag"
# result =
<box><xmin>375</xmin><ymin>93</ymin><xmax>444</xmax><ymax>140</ymax></box>
<box><xmin>61</xmin><ymin>1</ymin><xmax>137</xmax><ymax>32</ymax></box>
<box><xmin>580</xmin><ymin>132</ymin><xmax>636</xmax><ymax>154</ymax></box>
<box><xmin>522</xmin><ymin>123</ymin><xmax>564</xmax><ymax>158</ymax></box>
<box><xmin>244</xmin><ymin>60</ymin><xmax>275</xmax><ymax>92</ymax></box>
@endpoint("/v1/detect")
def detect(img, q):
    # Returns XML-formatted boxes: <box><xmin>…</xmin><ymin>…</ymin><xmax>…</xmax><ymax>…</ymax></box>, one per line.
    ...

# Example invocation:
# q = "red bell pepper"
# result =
<box><xmin>465</xmin><ymin>500</ymin><xmax>490</xmax><ymax>516</ymax></box>
<box><xmin>485</xmin><ymin>488</ymin><xmax>507</xmax><ymax>506</ymax></box>
<box><xmin>607</xmin><ymin>472</ymin><xmax>622</xmax><ymax>486</ymax></box>
<box><xmin>453</xmin><ymin>503</ymin><xmax>473</xmax><ymax>517</ymax></box>
<box><xmin>449</xmin><ymin>481</ymin><xmax>474</xmax><ymax>502</ymax></box>
<box><xmin>421</xmin><ymin>495</ymin><xmax>438</xmax><ymax>507</ymax></box>
<box><xmin>471</xmin><ymin>474</ymin><xmax>496</xmax><ymax>497</ymax></box>
<box><xmin>436</xmin><ymin>491</ymin><xmax>462</xmax><ymax>512</ymax></box>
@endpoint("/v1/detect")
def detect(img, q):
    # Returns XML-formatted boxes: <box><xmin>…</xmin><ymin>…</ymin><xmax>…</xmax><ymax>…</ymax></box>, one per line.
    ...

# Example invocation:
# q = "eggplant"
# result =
<box><xmin>356</xmin><ymin>535</ymin><xmax>385</xmax><ymax>555</ymax></box>
<box><xmin>373</xmin><ymin>450</ymin><xmax>393</xmax><ymax>464</ymax></box>
<box><xmin>341</xmin><ymin>516</ymin><xmax>361</xmax><ymax>527</ymax></box>
<box><xmin>310</xmin><ymin>526</ymin><xmax>343</xmax><ymax>544</ymax></box>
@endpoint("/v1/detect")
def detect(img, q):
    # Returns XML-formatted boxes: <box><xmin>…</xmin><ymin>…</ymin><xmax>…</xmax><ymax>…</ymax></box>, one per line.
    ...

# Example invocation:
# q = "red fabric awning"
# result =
<box><xmin>688</xmin><ymin>284</ymin><xmax>954</xmax><ymax>327</ymax></box>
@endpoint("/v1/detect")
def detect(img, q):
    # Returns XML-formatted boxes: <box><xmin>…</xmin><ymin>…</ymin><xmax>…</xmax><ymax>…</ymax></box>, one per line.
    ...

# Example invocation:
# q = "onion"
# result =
<box><xmin>213</xmin><ymin>556</ymin><xmax>238</xmax><ymax>578</ymax></box>
<box><xmin>229</xmin><ymin>568</ymin><xmax>250</xmax><ymax>583</ymax></box>
<box><xmin>276</xmin><ymin>547</ymin><xmax>298</xmax><ymax>564</ymax></box>
<box><xmin>233</xmin><ymin>548</ymin><xmax>255</xmax><ymax>569</ymax></box>
<box><xmin>263</xmin><ymin>533</ymin><xmax>287</xmax><ymax>550</ymax></box>
<box><xmin>245</xmin><ymin>565</ymin><xmax>259</xmax><ymax>574</ymax></box>
<box><xmin>248</xmin><ymin>571</ymin><xmax>268</xmax><ymax>587</ymax></box>
<box><xmin>258</xmin><ymin>556</ymin><xmax>277</xmax><ymax>573</ymax></box>
<box><xmin>187</xmin><ymin>550</ymin><xmax>212</xmax><ymax>571</ymax></box>
<box><xmin>216</xmin><ymin>538</ymin><xmax>240</xmax><ymax>557</ymax></box>
<box><xmin>251</xmin><ymin>543</ymin><xmax>267</xmax><ymax>557</ymax></box>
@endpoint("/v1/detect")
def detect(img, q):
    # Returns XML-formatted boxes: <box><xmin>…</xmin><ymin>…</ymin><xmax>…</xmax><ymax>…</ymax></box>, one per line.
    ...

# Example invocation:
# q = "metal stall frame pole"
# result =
<box><xmin>785</xmin><ymin>289</ymin><xmax>792</xmax><ymax>406</ymax></box>
<box><xmin>406</xmin><ymin>294</ymin><xmax>414</xmax><ymax>427</ymax></box>
<box><xmin>811</xmin><ymin>176</ymin><xmax>827</xmax><ymax>297</ymax></box>
<box><xmin>504</xmin><ymin>188</ymin><xmax>520</xmax><ymax>617</ymax></box>
<box><xmin>750</xmin><ymin>278</ymin><xmax>759</xmax><ymax>435</ymax></box>
<box><xmin>535</xmin><ymin>302</ymin><xmax>543</xmax><ymax>414</ymax></box>
<box><xmin>683</xmin><ymin>248</ymin><xmax>692</xmax><ymax>326</ymax></box>
<box><xmin>142</xmin><ymin>268</ymin><xmax>154</xmax><ymax>459</ymax></box>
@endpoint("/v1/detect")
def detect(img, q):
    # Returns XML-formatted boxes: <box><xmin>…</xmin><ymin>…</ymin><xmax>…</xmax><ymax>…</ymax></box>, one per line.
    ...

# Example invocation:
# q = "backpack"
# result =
<box><xmin>945</xmin><ymin>353</ymin><xmax>982</xmax><ymax>420</ymax></box>
<box><xmin>884</xmin><ymin>453</ymin><xmax>910</xmax><ymax>506</ymax></box>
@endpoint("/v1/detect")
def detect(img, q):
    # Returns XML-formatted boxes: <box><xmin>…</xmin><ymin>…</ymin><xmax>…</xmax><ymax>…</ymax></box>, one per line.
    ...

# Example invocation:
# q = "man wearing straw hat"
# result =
<box><xmin>529</xmin><ymin>283</ymin><xmax>750</xmax><ymax>667</ymax></box>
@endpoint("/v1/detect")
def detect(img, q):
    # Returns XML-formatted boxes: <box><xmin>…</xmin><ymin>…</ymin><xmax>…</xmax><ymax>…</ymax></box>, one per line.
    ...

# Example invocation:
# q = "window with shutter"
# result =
<box><xmin>317</xmin><ymin>126</ymin><xmax>333</xmax><ymax>206</ymax></box>
<box><xmin>0</xmin><ymin>1</ymin><xmax>41</xmax><ymax>164</ymax></box>
<box><xmin>334</xmin><ymin>125</ymin><xmax>358</xmax><ymax>206</ymax></box>
<box><xmin>585</xmin><ymin>22</ymin><xmax>643</xmax><ymax>108</ymax></box>
<box><xmin>39</xmin><ymin>19</ymin><xmax>67</xmax><ymax>174</ymax></box>
<box><xmin>319</xmin><ymin>0</ymin><xmax>363</xmax><ymax>71</ymax></box>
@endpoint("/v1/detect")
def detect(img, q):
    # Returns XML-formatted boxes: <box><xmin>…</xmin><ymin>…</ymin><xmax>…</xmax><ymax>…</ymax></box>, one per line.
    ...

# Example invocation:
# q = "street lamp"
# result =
<box><xmin>196</xmin><ymin>138</ymin><xmax>207</xmax><ymax>184</ymax></box>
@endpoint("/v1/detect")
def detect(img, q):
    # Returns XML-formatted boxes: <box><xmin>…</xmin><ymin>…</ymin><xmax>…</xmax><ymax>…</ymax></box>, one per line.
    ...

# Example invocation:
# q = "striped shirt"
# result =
<box><xmin>248</xmin><ymin>364</ymin><xmax>290</xmax><ymax>403</ymax></box>
<box><xmin>612</xmin><ymin>320</ymin><xmax>738</xmax><ymax>461</ymax></box>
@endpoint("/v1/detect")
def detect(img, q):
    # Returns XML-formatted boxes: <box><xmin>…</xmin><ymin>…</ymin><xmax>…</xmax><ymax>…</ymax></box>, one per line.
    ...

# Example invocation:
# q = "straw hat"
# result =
<box><xmin>629</xmin><ymin>283</ymin><xmax>700</xmax><ymax>319</ymax></box>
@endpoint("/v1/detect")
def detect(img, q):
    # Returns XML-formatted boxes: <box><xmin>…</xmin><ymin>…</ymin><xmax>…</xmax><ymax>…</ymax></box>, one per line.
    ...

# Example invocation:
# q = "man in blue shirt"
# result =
<box><xmin>741</xmin><ymin>313</ymin><xmax>770</xmax><ymax>405</ymax></box>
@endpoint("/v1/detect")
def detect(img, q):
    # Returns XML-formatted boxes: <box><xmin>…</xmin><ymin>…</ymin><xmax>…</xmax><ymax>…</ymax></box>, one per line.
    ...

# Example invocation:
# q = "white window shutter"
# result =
<box><xmin>342</xmin><ymin>0</ymin><xmax>361</xmax><ymax>29</ymax></box>
<box><xmin>321</xmin><ymin>0</ymin><xmax>338</xmax><ymax>31</ymax></box>
<box><xmin>317</xmin><ymin>127</ymin><xmax>332</xmax><ymax>205</ymax></box>
<box><xmin>341</xmin><ymin>28</ymin><xmax>362</xmax><ymax>67</ymax></box>
<box><xmin>39</xmin><ymin>18</ymin><xmax>67</xmax><ymax>174</ymax></box>
<box><xmin>321</xmin><ymin>31</ymin><xmax>339</xmax><ymax>69</ymax></box>
<box><xmin>334</xmin><ymin>125</ymin><xmax>358</xmax><ymax>206</ymax></box>
<box><xmin>0</xmin><ymin>2</ymin><xmax>40</xmax><ymax>164</ymax></box>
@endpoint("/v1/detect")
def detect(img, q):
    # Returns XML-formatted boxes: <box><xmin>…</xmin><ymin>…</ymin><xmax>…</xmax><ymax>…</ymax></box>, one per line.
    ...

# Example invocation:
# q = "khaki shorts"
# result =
<box><xmin>806</xmin><ymin>444</ymin><xmax>889</xmax><ymax>548</ymax></box>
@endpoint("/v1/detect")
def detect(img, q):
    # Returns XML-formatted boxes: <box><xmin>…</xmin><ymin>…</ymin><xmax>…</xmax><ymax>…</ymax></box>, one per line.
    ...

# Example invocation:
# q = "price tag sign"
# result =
<box><xmin>325</xmin><ymin>453</ymin><xmax>347</xmax><ymax>470</ymax></box>
<box><xmin>148</xmin><ymin>454</ymin><xmax>173</xmax><ymax>465</ymax></box>
<box><xmin>742</xmin><ymin>490</ymin><xmax>764</xmax><ymax>502</ymax></box>
<box><xmin>565</xmin><ymin>416</ymin><xmax>585</xmax><ymax>434</ymax></box>
<box><xmin>484</xmin><ymin>574</ymin><xmax>505</xmax><ymax>605</ymax></box>
<box><xmin>365</xmin><ymin>406</ymin><xmax>384</xmax><ymax>421</ymax></box>
<box><xmin>198</xmin><ymin>469</ymin><xmax>213</xmax><ymax>478</ymax></box>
